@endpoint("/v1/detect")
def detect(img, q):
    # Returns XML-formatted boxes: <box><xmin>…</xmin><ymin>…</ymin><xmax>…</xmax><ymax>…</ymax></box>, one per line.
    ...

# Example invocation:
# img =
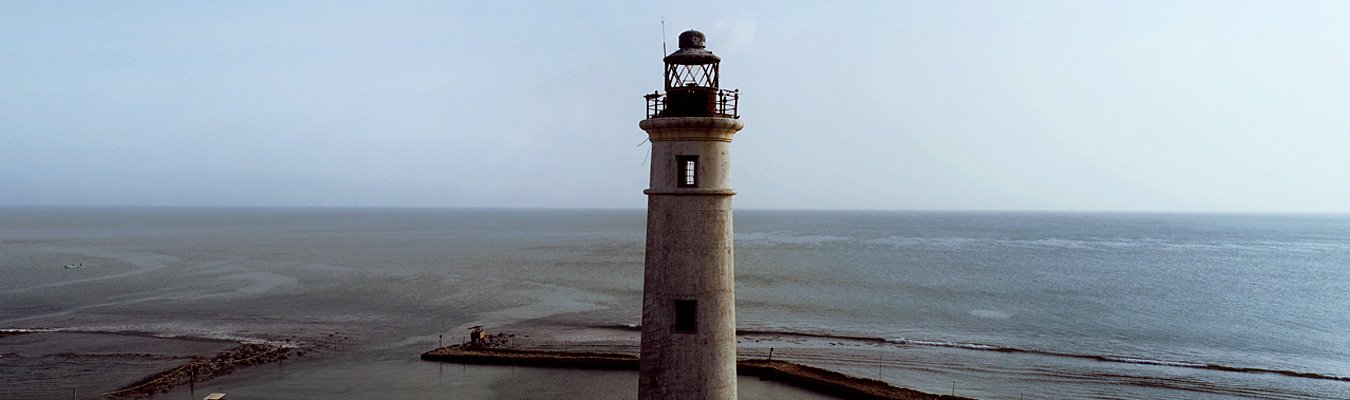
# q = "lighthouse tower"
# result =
<box><xmin>638</xmin><ymin>30</ymin><xmax>743</xmax><ymax>400</ymax></box>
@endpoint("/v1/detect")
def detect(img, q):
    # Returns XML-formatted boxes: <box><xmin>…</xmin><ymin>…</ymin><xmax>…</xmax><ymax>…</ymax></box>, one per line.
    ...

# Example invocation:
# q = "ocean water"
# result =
<box><xmin>1</xmin><ymin>207</ymin><xmax>1347</xmax><ymax>399</ymax></box>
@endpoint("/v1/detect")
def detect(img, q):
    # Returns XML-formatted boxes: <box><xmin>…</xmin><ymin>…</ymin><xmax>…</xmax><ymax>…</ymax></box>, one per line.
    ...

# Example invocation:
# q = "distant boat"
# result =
<box><xmin>64</xmin><ymin>263</ymin><xmax>84</xmax><ymax>269</ymax></box>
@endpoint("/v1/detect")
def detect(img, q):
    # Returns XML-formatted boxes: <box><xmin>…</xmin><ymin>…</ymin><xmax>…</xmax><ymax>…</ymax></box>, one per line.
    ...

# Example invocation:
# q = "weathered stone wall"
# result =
<box><xmin>639</xmin><ymin>116</ymin><xmax>743</xmax><ymax>400</ymax></box>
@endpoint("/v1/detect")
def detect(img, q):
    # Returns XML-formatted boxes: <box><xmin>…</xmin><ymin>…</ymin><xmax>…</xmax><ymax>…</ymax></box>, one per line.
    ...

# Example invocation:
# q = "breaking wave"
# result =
<box><xmin>590</xmin><ymin>324</ymin><xmax>1350</xmax><ymax>383</ymax></box>
<box><xmin>736</xmin><ymin>231</ymin><xmax>850</xmax><ymax>246</ymax></box>
<box><xmin>1</xmin><ymin>325</ymin><xmax>301</xmax><ymax>348</ymax></box>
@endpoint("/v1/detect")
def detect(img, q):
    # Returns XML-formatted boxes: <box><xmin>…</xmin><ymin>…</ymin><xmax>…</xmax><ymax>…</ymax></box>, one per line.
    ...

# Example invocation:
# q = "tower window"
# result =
<box><xmin>674</xmin><ymin>300</ymin><xmax>697</xmax><ymax>333</ymax></box>
<box><xmin>677</xmin><ymin>156</ymin><xmax>698</xmax><ymax>188</ymax></box>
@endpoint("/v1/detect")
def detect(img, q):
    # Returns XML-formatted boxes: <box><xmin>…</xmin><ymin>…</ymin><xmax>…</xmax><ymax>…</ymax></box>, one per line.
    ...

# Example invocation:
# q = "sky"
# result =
<box><xmin>3</xmin><ymin>1</ymin><xmax>1348</xmax><ymax>212</ymax></box>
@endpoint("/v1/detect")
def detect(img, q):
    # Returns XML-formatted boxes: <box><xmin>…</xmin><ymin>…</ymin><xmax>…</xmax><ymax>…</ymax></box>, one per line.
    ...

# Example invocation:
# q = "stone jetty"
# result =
<box><xmin>105</xmin><ymin>343</ymin><xmax>297</xmax><ymax>399</ymax></box>
<box><xmin>421</xmin><ymin>343</ymin><xmax>973</xmax><ymax>400</ymax></box>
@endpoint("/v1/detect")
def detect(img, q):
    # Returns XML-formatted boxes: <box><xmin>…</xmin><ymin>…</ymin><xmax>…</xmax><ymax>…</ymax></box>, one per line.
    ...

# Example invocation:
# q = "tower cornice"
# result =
<box><xmin>640</xmin><ymin>117</ymin><xmax>744</xmax><ymax>142</ymax></box>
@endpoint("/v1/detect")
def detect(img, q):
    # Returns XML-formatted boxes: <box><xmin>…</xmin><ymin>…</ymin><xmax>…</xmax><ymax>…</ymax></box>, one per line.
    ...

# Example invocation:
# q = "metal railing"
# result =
<box><xmin>645</xmin><ymin>89</ymin><xmax>739</xmax><ymax>119</ymax></box>
<box><xmin>644</xmin><ymin>92</ymin><xmax>665</xmax><ymax>119</ymax></box>
<box><xmin>716</xmin><ymin>89</ymin><xmax>739</xmax><ymax>118</ymax></box>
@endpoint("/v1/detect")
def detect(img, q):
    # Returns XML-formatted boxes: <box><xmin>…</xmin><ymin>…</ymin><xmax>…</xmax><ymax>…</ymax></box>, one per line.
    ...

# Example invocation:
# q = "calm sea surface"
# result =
<box><xmin>2</xmin><ymin>207</ymin><xmax>1347</xmax><ymax>399</ymax></box>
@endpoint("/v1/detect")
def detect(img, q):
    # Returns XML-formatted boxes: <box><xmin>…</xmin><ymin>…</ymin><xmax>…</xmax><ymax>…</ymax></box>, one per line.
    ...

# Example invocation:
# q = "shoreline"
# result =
<box><xmin>421</xmin><ymin>344</ymin><xmax>974</xmax><ymax>400</ymax></box>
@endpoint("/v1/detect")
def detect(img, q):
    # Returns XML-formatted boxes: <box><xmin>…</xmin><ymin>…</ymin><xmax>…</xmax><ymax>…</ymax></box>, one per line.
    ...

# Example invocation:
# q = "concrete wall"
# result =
<box><xmin>638</xmin><ymin>116</ymin><xmax>744</xmax><ymax>400</ymax></box>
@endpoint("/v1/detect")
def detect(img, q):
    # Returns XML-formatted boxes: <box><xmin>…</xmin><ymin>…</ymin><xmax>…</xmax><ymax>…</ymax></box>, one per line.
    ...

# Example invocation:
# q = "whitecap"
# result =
<box><xmin>969</xmin><ymin>309</ymin><xmax>1011</xmax><ymax>319</ymax></box>
<box><xmin>736</xmin><ymin>231</ymin><xmax>849</xmax><ymax>246</ymax></box>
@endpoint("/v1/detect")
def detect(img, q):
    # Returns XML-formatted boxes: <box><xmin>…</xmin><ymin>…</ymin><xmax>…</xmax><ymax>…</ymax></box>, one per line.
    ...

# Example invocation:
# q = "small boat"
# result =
<box><xmin>64</xmin><ymin>263</ymin><xmax>84</xmax><ymax>269</ymax></box>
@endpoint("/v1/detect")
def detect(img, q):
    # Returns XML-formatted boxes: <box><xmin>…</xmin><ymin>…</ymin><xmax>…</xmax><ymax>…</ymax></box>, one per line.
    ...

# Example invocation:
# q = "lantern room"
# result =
<box><xmin>645</xmin><ymin>30</ymin><xmax>739</xmax><ymax>119</ymax></box>
<box><xmin>664</xmin><ymin>30</ymin><xmax>720</xmax><ymax>90</ymax></box>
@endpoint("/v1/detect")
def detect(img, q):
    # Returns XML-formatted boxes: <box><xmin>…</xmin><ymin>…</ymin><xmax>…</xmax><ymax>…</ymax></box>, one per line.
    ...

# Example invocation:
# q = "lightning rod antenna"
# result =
<box><xmin>661</xmin><ymin>17</ymin><xmax>667</xmax><ymax>56</ymax></box>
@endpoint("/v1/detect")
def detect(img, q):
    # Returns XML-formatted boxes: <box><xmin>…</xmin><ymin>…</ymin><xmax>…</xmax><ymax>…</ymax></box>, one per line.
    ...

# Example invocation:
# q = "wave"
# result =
<box><xmin>48</xmin><ymin>352</ymin><xmax>190</xmax><ymax>360</ymax></box>
<box><xmin>1099</xmin><ymin>356</ymin><xmax>1209</xmax><ymax>368</ymax></box>
<box><xmin>588</xmin><ymin>324</ymin><xmax>1350</xmax><ymax>383</ymax></box>
<box><xmin>1</xmin><ymin>328</ymin><xmax>65</xmax><ymax>334</ymax></box>
<box><xmin>0</xmin><ymin>326</ymin><xmax>301</xmax><ymax>348</ymax></box>
<box><xmin>882</xmin><ymin>335</ymin><xmax>1350</xmax><ymax>383</ymax></box>
<box><xmin>881</xmin><ymin>335</ymin><xmax>1350</xmax><ymax>383</ymax></box>
<box><xmin>736</xmin><ymin>232</ymin><xmax>850</xmax><ymax>246</ymax></box>
<box><xmin>884</xmin><ymin>338</ymin><xmax>1009</xmax><ymax>352</ymax></box>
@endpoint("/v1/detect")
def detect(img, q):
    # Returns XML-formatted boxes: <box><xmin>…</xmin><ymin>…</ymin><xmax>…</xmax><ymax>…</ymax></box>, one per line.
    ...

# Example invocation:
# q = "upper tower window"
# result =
<box><xmin>677</xmin><ymin>156</ymin><xmax>698</xmax><ymax>188</ymax></box>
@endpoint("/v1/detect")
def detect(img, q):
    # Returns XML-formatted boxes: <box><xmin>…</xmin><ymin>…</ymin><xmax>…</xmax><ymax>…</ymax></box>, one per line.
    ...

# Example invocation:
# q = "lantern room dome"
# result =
<box><xmin>664</xmin><ymin>30</ymin><xmax>720</xmax><ymax>65</ymax></box>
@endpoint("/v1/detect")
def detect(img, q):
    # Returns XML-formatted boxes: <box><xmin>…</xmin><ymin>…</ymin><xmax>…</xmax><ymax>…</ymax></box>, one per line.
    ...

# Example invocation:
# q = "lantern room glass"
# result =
<box><xmin>665</xmin><ymin>63</ymin><xmax>719</xmax><ymax>90</ymax></box>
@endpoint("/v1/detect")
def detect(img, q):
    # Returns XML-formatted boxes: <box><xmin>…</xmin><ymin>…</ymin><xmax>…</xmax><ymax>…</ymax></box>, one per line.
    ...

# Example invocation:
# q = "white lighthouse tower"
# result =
<box><xmin>638</xmin><ymin>30</ymin><xmax>743</xmax><ymax>400</ymax></box>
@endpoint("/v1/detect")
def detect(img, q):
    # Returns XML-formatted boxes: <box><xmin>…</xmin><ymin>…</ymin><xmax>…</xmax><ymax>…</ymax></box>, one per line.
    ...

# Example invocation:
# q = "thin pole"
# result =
<box><xmin>661</xmin><ymin>17</ymin><xmax>667</xmax><ymax>56</ymax></box>
<box><xmin>877</xmin><ymin>353</ymin><xmax>883</xmax><ymax>380</ymax></box>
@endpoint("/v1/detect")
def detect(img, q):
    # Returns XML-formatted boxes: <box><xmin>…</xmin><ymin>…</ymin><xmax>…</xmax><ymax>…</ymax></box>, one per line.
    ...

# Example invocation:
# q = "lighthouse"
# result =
<box><xmin>638</xmin><ymin>30</ymin><xmax>743</xmax><ymax>400</ymax></box>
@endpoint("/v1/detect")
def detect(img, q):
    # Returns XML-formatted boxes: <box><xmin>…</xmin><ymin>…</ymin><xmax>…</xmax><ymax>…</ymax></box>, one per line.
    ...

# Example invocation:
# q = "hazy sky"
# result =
<box><xmin>3</xmin><ymin>1</ymin><xmax>1347</xmax><ymax>212</ymax></box>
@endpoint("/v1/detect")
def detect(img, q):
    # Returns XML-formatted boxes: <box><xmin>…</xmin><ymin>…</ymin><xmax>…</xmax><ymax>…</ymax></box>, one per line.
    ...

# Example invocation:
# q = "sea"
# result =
<box><xmin>1</xmin><ymin>207</ymin><xmax>1347</xmax><ymax>399</ymax></box>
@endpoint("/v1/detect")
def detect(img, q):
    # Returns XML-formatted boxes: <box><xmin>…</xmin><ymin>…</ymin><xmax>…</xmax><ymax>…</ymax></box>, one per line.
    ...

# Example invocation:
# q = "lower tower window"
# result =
<box><xmin>677</xmin><ymin>156</ymin><xmax>698</xmax><ymax>188</ymax></box>
<box><xmin>674</xmin><ymin>300</ymin><xmax>697</xmax><ymax>333</ymax></box>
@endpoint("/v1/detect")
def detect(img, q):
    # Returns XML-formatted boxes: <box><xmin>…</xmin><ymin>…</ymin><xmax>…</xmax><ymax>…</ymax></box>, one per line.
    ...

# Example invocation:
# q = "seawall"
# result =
<box><xmin>421</xmin><ymin>345</ymin><xmax>974</xmax><ymax>400</ymax></box>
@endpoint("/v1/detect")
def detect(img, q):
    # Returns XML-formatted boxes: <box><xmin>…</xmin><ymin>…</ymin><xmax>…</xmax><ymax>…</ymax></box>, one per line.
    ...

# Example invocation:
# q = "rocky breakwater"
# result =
<box><xmin>105</xmin><ymin>342</ymin><xmax>302</xmax><ymax>399</ymax></box>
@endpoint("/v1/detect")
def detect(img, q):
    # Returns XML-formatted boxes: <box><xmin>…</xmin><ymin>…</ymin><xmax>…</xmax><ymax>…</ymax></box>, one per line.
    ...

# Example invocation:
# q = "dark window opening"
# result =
<box><xmin>674</xmin><ymin>300</ymin><xmax>697</xmax><ymax>333</ymax></box>
<box><xmin>677</xmin><ymin>156</ymin><xmax>698</xmax><ymax>188</ymax></box>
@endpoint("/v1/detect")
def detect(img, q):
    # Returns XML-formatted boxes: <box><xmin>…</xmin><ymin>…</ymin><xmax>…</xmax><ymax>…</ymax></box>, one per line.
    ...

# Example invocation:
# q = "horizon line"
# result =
<box><xmin>3</xmin><ymin>204</ymin><xmax>1348</xmax><ymax>216</ymax></box>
